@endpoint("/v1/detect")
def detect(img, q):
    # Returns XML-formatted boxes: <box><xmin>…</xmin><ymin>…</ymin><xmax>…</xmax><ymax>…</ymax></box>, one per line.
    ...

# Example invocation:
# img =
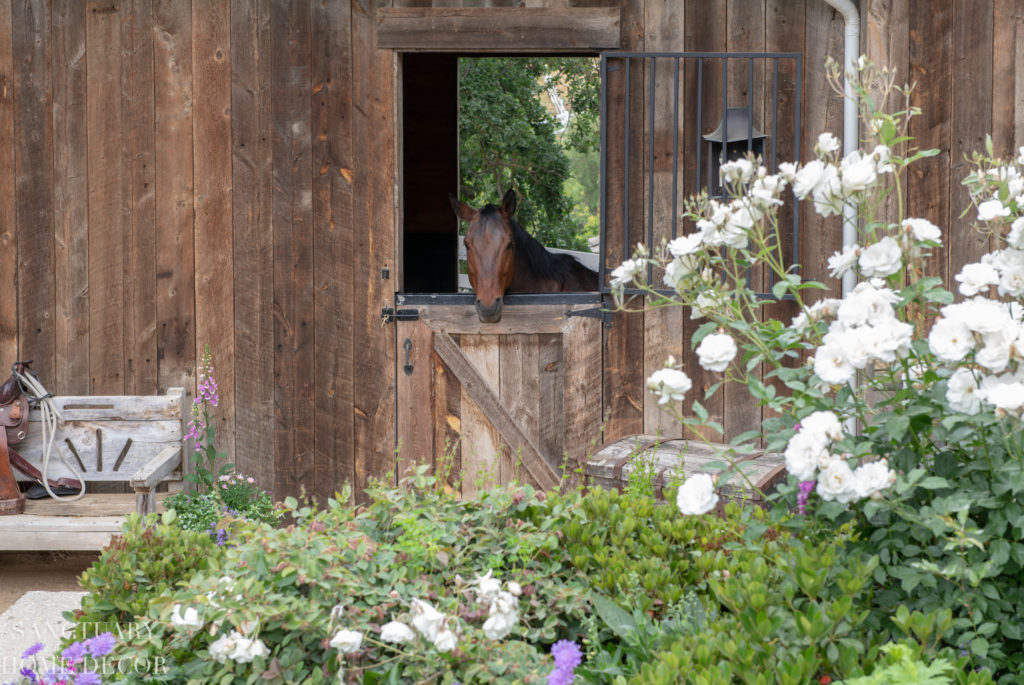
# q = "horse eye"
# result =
<box><xmin>505</xmin><ymin>243</ymin><xmax>513</xmax><ymax>251</ymax></box>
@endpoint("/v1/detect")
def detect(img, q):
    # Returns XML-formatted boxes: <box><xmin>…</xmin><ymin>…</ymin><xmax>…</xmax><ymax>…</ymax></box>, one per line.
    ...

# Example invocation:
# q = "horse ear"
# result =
<box><xmin>501</xmin><ymin>189</ymin><xmax>517</xmax><ymax>217</ymax></box>
<box><xmin>449</xmin><ymin>194</ymin><xmax>475</xmax><ymax>221</ymax></box>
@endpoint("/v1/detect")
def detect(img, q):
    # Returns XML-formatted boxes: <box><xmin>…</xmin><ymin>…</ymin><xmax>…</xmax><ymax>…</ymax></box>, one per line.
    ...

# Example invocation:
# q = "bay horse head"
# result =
<box><xmin>450</xmin><ymin>189</ymin><xmax>518</xmax><ymax>323</ymax></box>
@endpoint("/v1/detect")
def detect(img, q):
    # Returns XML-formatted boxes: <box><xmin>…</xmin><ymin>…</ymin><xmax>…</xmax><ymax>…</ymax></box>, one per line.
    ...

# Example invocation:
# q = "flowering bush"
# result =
<box><xmin>612</xmin><ymin>58</ymin><xmax>1024</xmax><ymax>679</ymax></box>
<box><xmin>183</xmin><ymin>345</ymin><xmax>228</xmax><ymax>492</ymax></box>
<box><xmin>7</xmin><ymin>634</ymin><xmax>115</xmax><ymax>685</ymax></box>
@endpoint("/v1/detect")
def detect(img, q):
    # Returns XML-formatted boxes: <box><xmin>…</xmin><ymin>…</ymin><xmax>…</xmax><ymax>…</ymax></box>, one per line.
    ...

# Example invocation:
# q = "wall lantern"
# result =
<box><xmin>703</xmin><ymin>107</ymin><xmax>767</xmax><ymax>198</ymax></box>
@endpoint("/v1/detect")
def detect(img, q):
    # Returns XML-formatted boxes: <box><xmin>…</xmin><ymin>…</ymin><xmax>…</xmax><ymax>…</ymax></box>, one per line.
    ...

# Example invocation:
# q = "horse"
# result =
<box><xmin>449</xmin><ymin>189</ymin><xmax>599</xmax><ymax>323</ymax></box>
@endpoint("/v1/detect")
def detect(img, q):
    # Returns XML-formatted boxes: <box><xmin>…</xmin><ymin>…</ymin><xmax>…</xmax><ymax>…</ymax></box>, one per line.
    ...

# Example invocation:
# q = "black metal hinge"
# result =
<box><xmin>565</xmin><ymin>307</ymin><xmax>613</xmax><ymax>328</ymax></box>
<box><xmin>381</xmin><ymin>307</ymin><xmax>420</xmax><ymax>324</ymax></box>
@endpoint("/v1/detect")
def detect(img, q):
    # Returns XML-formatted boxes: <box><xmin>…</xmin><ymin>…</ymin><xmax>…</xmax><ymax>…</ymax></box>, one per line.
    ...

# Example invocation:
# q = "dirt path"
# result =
<box><xmin>0</xmin><ymin>552</ymin><xmax>97</xmax><ymax>614</ymax></box>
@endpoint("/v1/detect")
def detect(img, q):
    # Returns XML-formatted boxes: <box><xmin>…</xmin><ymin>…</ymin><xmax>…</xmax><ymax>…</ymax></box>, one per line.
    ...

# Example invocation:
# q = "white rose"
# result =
<box><xmin>663</xmin><ymin>256</ymin><xmax>696</xmax><ymax>292</ymax></box>
<box><xmin>800</xmin><ymin>411</ymin><xmax>843</xmax><ymax>442</ymax></box>
<box><xmin>750</xmin><ymin>174</ymin><xmax>785</xmax><ymax>209</ymax></box>
<box><xmin>813</xmin><ymin>342</ymin><xmax>855</xmax><ymax>385</ymax></box>
<box><xmin>999</xmin><ymin>265</ymin><xmax>1024</xmax><ymax>297</ymax></box>
<box><xmin>474</xmin><ymin>569</ymin><xmax>502</xmax><ymax>605</ymax></box>
<box><xmin>171</xmin><ymin>604</ymin><xmax>203</xmax><ymax>631</ymax></box>
<box><xmin>209</xmin><ymin>632</ymin><xmax>241</xmax><ymax>664</ymax></box>
<box><xmin>646</xmin><ymin>368</ymin><xmax>692</xmax><ymax>405</ymax></box>
<box><xmin>901</xmin><ymin>218</ymin><xmax>941</xmax><ymax>243</ymax></box>
<box><xmin>823</xmin><ymin>325</ymin><xmax>870</xmax><ymax>369</ymax></box>
<box><xmin>719</xmin><ymin>158</ymin><xmax>755</xmax><ymax>184</ymax></box>
<box><xmin>691</xmin><ymin>290</ymin><xmax>723</xmax><ymax>320</ymax></box>
<box><xmin>229</xmin><ymin>635</ymin><xmax>269</xmax><ymax>664</ymax></box>
<box><xmin>675</xmin><ymin>473</ymin><xmax>719</xmax><ymax>515</ymax></box>
<box><xmin>816</xmin><ymin>458</ymin><xmax>861</xmax><ymax>504</ymax></box>
<box><xmin>409</xmin><ymin>599</ymin><xmax>445</xmax><ymax>641</ymax></box>
<box><xmin>980</xmin><ymin>378</ymin><xmax>1024</xmax><ymax>412</ymax></box>
<box><xmin>815</xmin><ymin>132</ymin><xmax>841</xmax><ymax>156</ymax></box>
<box><xmin>482</xmin><ymin>611</ymin><xmax>517</xmax><ymax>640</ymax></box>
<box><xmin>858</xmin><ymin>237</ymin><xmax>902</xmax><ymax>278</ymax></box>
<box><xmin>840</xmin><ymin>151</ymin><xmax>878</xmax><ymax>193</ymax></box>
<box><xmin>433</xmin><ymin>627</ymin><xmax>458</xmax><ymax>652</ymax></box>
<box><xmin>1009</xmin><ymin>217</ymin><xmax>1024</xmax><ymax>248</ymax></box>
<box><xmin>330</xmin><ymin>629</ymin><xmax>364</xmax><ymax>654</ymax></box>
<box><xmin>507</xmin><ymin>581</ymin><xmax>522</xmax><ymax>597</ymax></box>
<box><xmin>946</xmin><ymin>368</ymin><xmax>981</xmax><ymax>415</ymax></box>
<box><xmin>778</xmin><ymin>161</ymin><xmax>798</xmax><ymax>182</ymax></box>
<box><xmin>667</xmin><ymin>233</ymin><xmax>702</xmax><ymax>257</ymax></box>
<box><xmin>853</xmin><ymin>460</ymin><xmax>894</xmax><ymax>499</ymax></box>
<box><xmin>812</xmin><ymin>165</ymin><xmax>844</xmax><ymax>217</ymax></box>
<box><xmin>978</xmin><ymin>198</ymin><xmax>1011</xmax><ymax>222</ymax></box>
<box><xmin>828</xmin><ymin>244</ymin><xmax>860</xmax><ymax>278</ymax></box>
<box><xmin>380</xmin><ymin>621</ymin><xmax>416</xmax><ymax>644</ymax></box>
<box><xmin>610</xmin><ymin>259</ymin><xmax>643</xmax><ymax>289</ymax></box>
<box><xmin>696</xmin><ymin>333</ymin><xmax>738</xmax><ymax>373</ymax></box>
<box><xmin>793</xmin><ymin>160</ymin><xmax>827</xmax><ymax>199</ymax></box>
<box><xmin>869</xmin><ymin>319</ymin><xmax>914</xmax><ymax>363</ymax></box>
<box><xmin>490</xmin><ymin>591</ymin><xmax>518</xmax><ymax>619</ymax></box>
<box><xmin>870</xmin><ymin>144</ymin><xmax>894</xmax><ymax>173</ymax></box>
<box><xmin>928</xmin><ymin>317</ymin><xmax>974</xmax><ymax>363</ymax></box>
<box><xmin>784</xmin><ymin>431</ymin><xmax>828</xmax><ymax>481</ymax></box>
<box><xmin>955</xmin><ymin>262</ymin><xmax>999</xmax><ymax>296</ymax></box>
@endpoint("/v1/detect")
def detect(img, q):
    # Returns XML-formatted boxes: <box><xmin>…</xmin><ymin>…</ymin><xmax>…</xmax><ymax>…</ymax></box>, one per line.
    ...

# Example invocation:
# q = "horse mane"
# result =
<box><xmin>478</xmin><ymin>204</ymin><xmax>596</xmax><ymax>288</ymax></box>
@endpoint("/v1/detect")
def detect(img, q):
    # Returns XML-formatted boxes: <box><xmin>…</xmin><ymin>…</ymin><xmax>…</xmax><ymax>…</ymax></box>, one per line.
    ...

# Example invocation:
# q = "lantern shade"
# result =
<box><xmin>703</xmin><ymin>107</ymin><xmax>767</xmax><ymax>144</ymax></box>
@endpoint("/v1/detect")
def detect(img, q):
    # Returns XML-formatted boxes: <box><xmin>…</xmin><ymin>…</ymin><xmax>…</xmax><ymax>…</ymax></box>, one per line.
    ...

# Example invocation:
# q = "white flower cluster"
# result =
<box><xmin>810</xmin><ymin>279</ymin><xmax>914</xmax><ymax>385</ymax></box>
<box><xmin>975</xmin><ymin>163</ymin><xmax>1023</xmax><ymax>223</ymax></box>
<box><xmin>955</xmin><ymin>248</ymin><xmax>1024</xmax><ymax>298</ymax></box>
<box><xmin>779</xmin><ymin>135</ymin><xmax>894</xmax><ymax>219</ymax></box>
<box><xmin>171</xmin><ymin>577</ymin><xmax>272</xmax><ymax>665</ymax></box>
<box><xmin>209</xmin><ymin>629</ymin><xmax>270</xmax><ymax>664</ymax></box>
<box><xmin>474</xmin><ymin>570</ymin><xmax>522</xmax><ymax>640</ymax></box>
<box><xmin>646</xmin><ymin>367</ymin><xmax>692</xmax><ymax>405</ymax></box>
<box><xmin>408</xmin><ymin>597</ymin><xmax>460</xmax><ymax>652</ymax></box>
<box><xmin>783</xmin><ymin>410</ymin><xmax>894</xmax><ymax>503</ymax></box>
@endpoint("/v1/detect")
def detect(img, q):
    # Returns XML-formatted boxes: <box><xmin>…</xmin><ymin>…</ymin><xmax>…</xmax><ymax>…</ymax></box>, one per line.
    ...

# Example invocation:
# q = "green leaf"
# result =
<box><xmin>591</xmin><ymin>593</ymin><xmax>637</xmax><ymax>640</ymax></box>
<box><xmin>918</xmin><ymin>477</ymin><xmax>950</xmax><ymax>490</ymax></box>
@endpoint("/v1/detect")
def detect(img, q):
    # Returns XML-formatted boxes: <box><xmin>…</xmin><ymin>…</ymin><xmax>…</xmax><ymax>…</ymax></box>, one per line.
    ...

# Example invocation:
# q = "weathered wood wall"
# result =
<box><xmin>0</xmin><ymin>0</ymin><xmax>1020</xmax><ymax>501</ymax></box>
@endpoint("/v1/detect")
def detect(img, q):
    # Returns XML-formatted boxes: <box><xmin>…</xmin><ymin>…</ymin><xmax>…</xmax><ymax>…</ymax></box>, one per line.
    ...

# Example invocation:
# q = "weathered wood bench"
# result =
<box><xmin>585</xmin><ymin>435</ymin><xmax>787</xmax><ymax>509</ymax></box>
<box><xmin>0</xmin><ymin>388</ymin><xmax>186</xmax><ymax>551</ymax></box>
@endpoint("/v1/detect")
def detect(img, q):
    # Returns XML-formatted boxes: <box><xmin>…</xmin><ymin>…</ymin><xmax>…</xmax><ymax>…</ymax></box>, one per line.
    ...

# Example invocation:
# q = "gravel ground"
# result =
<box><xmin>0</xmin><ymin>590</ymin><xmax>87</xmax><ymax>676</ymax></box>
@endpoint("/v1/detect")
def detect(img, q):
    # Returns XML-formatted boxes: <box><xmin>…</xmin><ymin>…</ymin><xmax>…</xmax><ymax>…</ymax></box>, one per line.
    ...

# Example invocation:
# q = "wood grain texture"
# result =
<box><xmin>499</xmin><ymin>334</ymin><xmax>540</xmax><ymax>485</ymax></box>
<box><xmin>193</xmin><ymin>0</ymin><xmax>235</xmax><ymax>465</ymax></box>
<box><xmin>13</xmin><ymin>0</ymin><xmax>55</xmax><ymax>381</ymax></box>
<box><xmin>536</xmin><ymin>332</ymin><xmax>563</xmax><ymax>474</ymax></box>
<box><xmin>376</xmin><ymin>7</ymin><xmax>620</xmax><ymax>51</ymax></box>
<box><xmin>992</xmin><ymin>0</ymin><xmax>1022</xmax><ymax>158</ymax></box>
<box><xmin>312</xmin><ymin>0</ymin><xmax>355</xmax><ymax>502</ymax></box>
<box><xmin>86</xmin><ymin>0</ymin><xmax>125</xmax><ymax>395</ymax></box>
<box><xmin>124</xmin><ymin>0</ymin><xmax>158</xmax><ymax>396</ymax></box>
<box><xmin>154</xmin><ymin>0</ymin><xmax>195</xmax><ymax>392</ymax></box>
<box><xmin>352</xmin><ymin>0</ymin><xmax>397</xmax><ymax>503</ymax></box>
<box><xmin>270</xmin><ymin>0</ymin><xmax>314</xmax><ymax>498</ymax></box>
<box><xmin>230</xmin><ymin>0</ymin><xmax>274</xmax><ymax>488</ymax></box>
<box><xmin>458</xmin><ymin>334</ymin><xmax>502</xmax><ymax>495</ymax></box>
<box><xmin>433</xmin><ymin>335</ymin><xmax>462</xmax><ymax>491</ymax></box>
<box><xmin>561</xmin><ymin>314</ymin><xmax>602</xmax><ymax>489</ymax></box>
<box><xmin>949</xmin><ymin>0</ymin><xmax>993</xmax><ymax>274</ymax></box>
<box><xmin>0</xmin><ymin>0</ymin><xmax>16</xmax><ymax>368</ymax></box>
<box><xmin>908</xmin><ymin>0</ymin><xmax>952</xmax><ymax>283</ymax></box>
<box><xmin>52</xmin><ymin>0</ymin><xmax>88</xmax><ymax>394</ymax></box>
<box><xmin>396</xmin><ymin>320</ymin><xmax>434</xmax><ymax>481</ymax></box>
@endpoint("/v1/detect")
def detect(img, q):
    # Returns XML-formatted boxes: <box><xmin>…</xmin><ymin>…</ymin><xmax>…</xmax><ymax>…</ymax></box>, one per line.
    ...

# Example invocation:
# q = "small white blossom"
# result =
<box><xmin>719</xmin><ymin>158</ymin><xmax>755</xmax><ymax>184</ymax></box>
<box><xmin>473</xmin><ymin>570</ymin><xmax>502</xmax><ymax>605</ymax></box>
<box><xmin>330</xmin><ymin>629</ymin><xmax>364</xmax><ymax>654</ymax></box>
<box><xmin>827</xmin><ymin>244</ymin><xmax>860</xmax><ymax>278</ymax></box>
<box><xmin>410</xmin><ymin>599</ymin><xmax>445</xmax><ymax>642</ymax></box>
<box><xmin>380</xmin><ymin>621</ymin><xmax>416</xmax><ymax>644</ymax></box>
<box><xmin>853</xmin><ymin>460</ymin><xmax>895</xmax><ymax>499</ymax></box>
<box><xmin>646</xmin><ymin>368</ymin><xmax>692</xmax><ymax>405</ymax></box>
<box><xmin>663</xmin><ymin>257</ymin><xmax>696</xmax><ymax>292</ymax></box>
<box><xmin>812</xmin><ymin>165</ymin><xmax>844</xmax><ymax>217</ymax></box>
<box><xmin>1010</xmin><ymin>217</ymin><xmax>1024</xmax><ymax>249</ymax></box>
<box><xmin>210</xmin><ymin>630</ymin><xmax>270</xmax><ymax>664</ymax></box>
<box><xmin>999</xmin><ymin>264</ymin><xmax>1024</xmax><ymax>297</ymax></box>
<box><xmin>817</xmin><ymin>458</ymin><xmax>861</xmax><ymax>504</ymax></box>
<box><xmin>813</xmin><ymin>342</ymin><xmax>855</xmax><ymax>385</ymax></box>
<box><xmin>675</xmin><ymin>473</ymin><xmax>719</xmax><ymax>516</ymax></box>
<box><xmin>507</xmin><ymin>581</ymin><xmax>522</xmax><ymax>597</ymax></box>
<box><xmin>858</xmin><ymin>237</ymin><xmax>902</xmax><ymax>278</ymax></box>
<box><xmin>815</xmin><ymin>132</ymin><xmax>841</xmax><ymax>156</ymax></box>
<box><xmin>901</xmin><ymin>218</ymin><xmax>941</xmax><ymax>243</ymax></box>
<box><xmin>978</xmin><ymin>198</ymin><xmax>1011</xmax><ymax>222</ymax></box>
<box><xmin>955</xmin><ymin>262</ymin><xmax>999</xmax><ymax>296</ymax></box>
<box><xmin>610</xmin><ymin>259</ymin><xmax>643</xmax><ymax>289</ymax></box>
<box><xmin>793</xmin><ymin>160</ymin><xmax>828</xmax><ymax>199</ymax></box>
<box><xmin>433</xmin><ymin>625</ymin><xmax>459</xmax><ymax>652</ymax></box>
<box><xmin>667</xmin><ymin>233</ymin><xmax>703</xmax><ymax>257</ymax></box>
<box><xmin>171</xmin><ymin>605</ymin><xmax>203</xmax><ymax>631</ymax></box>
<box><xmin>928</xmin><ymin>317</ymin><xmax>974</xmax><ymax>363</ymax></box>
<box><xmin>946</xmin><ymin>368</ymin><xmax>982</xmax><ymax>415</ymax></box>
<box><xmin>870</xmin><ymin>144</ymin><xmax>894</xmax><ymax>174</ymax></box>
<box><xmin>778</xmin><ymin>161</ymin><xmax>798</xmax><ymax>182</ymax></box>
<box><xmin>784</xmin><ymin>431</ymin><xmax>828</xmax><ymax>481</ymax></box>
<box><xmin>840</xmin><ymin>150</ymin><xmax>878</xmax><ymax>193</ymax></box>
<box><xmin>801</xmin><ymin>411</ymin><xmax>843</xmax><ymax>442</ymax></box>
<box><xmin>696</xmin><ymin>333</ymin><xmax>738</xmax><ymax>373</ymax></box>
<box><xmin>979</xmin><ymin>375</ymin><xmax>1024</xmax><ymax>413</ymax></box>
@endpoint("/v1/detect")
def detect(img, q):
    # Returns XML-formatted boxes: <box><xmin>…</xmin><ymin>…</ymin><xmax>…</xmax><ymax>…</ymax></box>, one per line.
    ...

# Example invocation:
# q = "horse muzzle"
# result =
<box><xmin>475</xmin><ymin>297</ymin><xmax>503</xmax><ymax>323</ymax></box>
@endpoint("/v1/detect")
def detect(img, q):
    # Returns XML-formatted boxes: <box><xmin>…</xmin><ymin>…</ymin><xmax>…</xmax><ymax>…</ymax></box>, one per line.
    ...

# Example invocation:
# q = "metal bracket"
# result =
<box><xmin>566</xmin><ymin>307</ymin><xmax>613</xmax><ymax>328</ymax></box>
<box><xmin>402</xmin><ymin>338</ymin><xmax>414</xmax><ymax>376</ymax></box>
<box><xmin>381</xmin><ymin>307</ymin><xmax>420</xmax><ymax>324</ymax></box>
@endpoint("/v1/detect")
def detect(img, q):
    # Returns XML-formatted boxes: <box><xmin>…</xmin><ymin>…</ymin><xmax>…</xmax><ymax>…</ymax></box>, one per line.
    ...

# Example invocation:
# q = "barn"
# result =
<box><xmin>0</xmin><ymin>0</ymin><xmax>1019</xmax><ymax>502</ymax></box>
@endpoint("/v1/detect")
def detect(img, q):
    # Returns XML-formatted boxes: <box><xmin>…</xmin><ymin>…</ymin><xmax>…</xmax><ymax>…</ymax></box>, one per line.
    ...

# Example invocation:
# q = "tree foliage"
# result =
<box><xmin>457</xmin><ymin>57</ymin><xmax>599</xmax><ymax>250</ymax></box>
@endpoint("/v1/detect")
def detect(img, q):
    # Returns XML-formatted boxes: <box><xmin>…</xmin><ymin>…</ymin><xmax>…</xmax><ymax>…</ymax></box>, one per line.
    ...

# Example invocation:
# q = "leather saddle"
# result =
<box><xmin>0</xmin><ymin>363</ymin><xmax>81</xmax><ymax>514</ymax></box>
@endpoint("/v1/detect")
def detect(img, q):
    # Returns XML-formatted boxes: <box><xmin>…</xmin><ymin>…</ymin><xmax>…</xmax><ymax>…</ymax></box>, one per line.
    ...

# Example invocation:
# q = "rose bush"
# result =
<box><xmin>612</xmin><ymin>58</ymin><xmax>1024</xmax><ymax>680</ymax></box>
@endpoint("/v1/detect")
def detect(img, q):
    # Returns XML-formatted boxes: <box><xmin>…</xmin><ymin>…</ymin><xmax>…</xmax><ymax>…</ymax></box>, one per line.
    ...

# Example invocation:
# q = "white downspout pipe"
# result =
<box><xmin>823</xmin><ymin>0</ymin><xmax>860</xmax><ymax>298</ymax></box>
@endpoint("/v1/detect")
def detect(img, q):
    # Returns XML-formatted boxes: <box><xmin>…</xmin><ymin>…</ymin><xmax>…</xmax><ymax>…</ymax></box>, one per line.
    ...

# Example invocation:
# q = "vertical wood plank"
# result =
<box><xmin>908</xmin><ymin>0</ymin><xmax>952</xmax><ymax>282</ymax></box>
<box><xmin>949</xmin><ymin>0</ymin><xmax>993</xmax><ymax>275</ymax></box>
<box><xmin>86</xmin><ymin>0</ymin><xmax>125</xmax><ymax>395</ymax></box>
<box><xmin>642</xmin><ymin>0</ymin><xmax>683</xmax><ymax>439</ymax></box>
<box><xmin>124</xmin><ymin>0</ymin><xmax>157</xmax><ymax>396</ymax></box>
<box><xmin>1017</xmin><ymin>16</ymin><xmax>1024</xmax><ymax>151</ymax></box>
<box><xmin>231</xmin><ymin>0</ymin><xmax>274</xmax><ymax>489</ymax></box>
<box><xmin>682</xmin><ymin>0</ymin><xmax>726</xmax><ymax>440</ymax></box>
<box><xmin>499</xmin><ymin>333</ymin><xmax>542</xmax><ymax>485</ymax></box>
<box><xmin>562</xmin><ymin>315</ymin><xmax>601</xmax><ymax>490</ymax></box>
<box><xmin>312</xmin><ymin>0</ymin><xmax>355</xmax><ymax>502</ymax></box>
<box><xmin>396</xmin><ymin>320</ymin><xmax>434</xmax><ymax>482</ymax></box>
<box><xmin>433</xmin><ymin>337</ymin><xmax>462</xmax><ymax>492</ymax></box>
<box><xmin>352</xmin><ymin>0</ymin><xmax>397</xmax><ymax>502</ymax></box>
<box><xmin>154</xmin><ymin>0</ymin><xmax>195</xmax><ymax>393</ymax></box>
<box><xmin>0</xmin><ymin>0</ymin><xmax>14</xmax><ymax>367</ymax></box>
<box><xmin>52</xmin><ymin>0</ymin><xmax>88</xmax><ymax>393</ymax></box>
<box><xmin>537</xmin><ymin>331</ymin><xmax>563</xmax><ymax>475</ymax></box>
<box><xmin>460</xmin><ymin>335</ymin><xmax>501</xmax><ymax>495</ymax></box>
<box><xmin>13</xmin><ymin>0</ymin><xmax>55</xmax><ymax>381</ymax></box>
<box><xmin>992</xmin><ymin>0</ymin><xmax>1022</xmax><ymax>158</ymax></box>
<box><xmin>270</xmin><ymin>0</ymin><xmax>314</xmax><ymax>499</ymax></box>
<box><xmin>193</xmin><ymin>0</ymin><xmax>235</xmax><ymax>465</ymax></box>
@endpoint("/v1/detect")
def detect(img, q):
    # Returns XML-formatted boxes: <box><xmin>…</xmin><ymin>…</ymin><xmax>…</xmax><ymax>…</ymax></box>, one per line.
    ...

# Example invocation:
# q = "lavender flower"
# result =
<box><xmin>548</xmin><ymin>640</ymin><xmax>582</xmax><ymax>685</ymax></box>
<box><xmin>86</xmin><ymin>632</ymin><xmax>116</xmax><ymax>657</ymax></box>
<box><xmin>215</xmin><ymin>528</ymin><xmax>229</xmax><ymax>546</ymax></box>
<box><xmin>19</xmin><ymin>667</ymin><xmax>38</xmax><ymax>683</ymax></box>
<box><xmin>75</xmin><ymin>672</ymin><xmax>102</xmax><ymax>685</ymax></box>
<box><xmin>61</xmin><ymin>640</ymin><xmax>87</xmax><ymax>664</ymax></box>
<box><xmin>21</xmin><ymin>643</ymin><xmax>44</xmax><ymax>659</ymax></box>
<box><xmin>797</xmin><ymin>480</ymin><xmax>816</xmax><ymax>515</ymax></box>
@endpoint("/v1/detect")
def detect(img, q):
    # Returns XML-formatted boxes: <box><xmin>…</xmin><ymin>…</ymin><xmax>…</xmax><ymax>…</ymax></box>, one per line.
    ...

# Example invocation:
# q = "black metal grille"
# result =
<box><xmin>597</xmin><ymin>52</ymin><xmax>803</xmax><ymax>298</ymax></box>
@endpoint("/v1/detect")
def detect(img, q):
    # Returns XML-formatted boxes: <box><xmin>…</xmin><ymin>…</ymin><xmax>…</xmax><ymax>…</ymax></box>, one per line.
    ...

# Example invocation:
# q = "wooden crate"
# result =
<box><xmin>585</xmin><ymin>435</ymin><xmax>787</xmax><ymax>506</ymax></box>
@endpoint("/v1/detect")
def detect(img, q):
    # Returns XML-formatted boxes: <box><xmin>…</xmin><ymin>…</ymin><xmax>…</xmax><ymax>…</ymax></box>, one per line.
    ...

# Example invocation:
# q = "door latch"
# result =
<box><xmin>402</xmin><ymin>338</ymin><xmax>414</xmax><ymax>376</ymax></box>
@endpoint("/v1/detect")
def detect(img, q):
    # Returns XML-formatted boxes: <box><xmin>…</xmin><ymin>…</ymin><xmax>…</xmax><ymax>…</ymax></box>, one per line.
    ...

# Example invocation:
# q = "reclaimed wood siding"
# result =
<box><xmin>1</xmin><ymin>0</ymin><xmax>1018</xmax><ymax>499</ymax></box>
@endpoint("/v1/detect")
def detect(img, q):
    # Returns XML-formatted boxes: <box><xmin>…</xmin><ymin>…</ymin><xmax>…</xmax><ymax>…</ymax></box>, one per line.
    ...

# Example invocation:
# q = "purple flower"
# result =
<box><xmin>797</xmin><ymin>480</ymin><xmax>816</xmax><ymax>515</ymax></box>
<box><xmin>19</xmin><ymin>667</ymin><xmax>39</xmax><ymax>683</ymax></box>
<box><xmin>85</xmin><ymin>632</ymin><xmax>116</xmax><ymax>658</ymax></box>
<box><xmin>74</xmin><ymin>672</ymin><xmax>101</xmax><ymax>685</ymax></box>
<box><xmin>61</xmin><ymin>641</ymin><xmax>87</xmax><ymax>664</ymax></box>
<box><xmin>21</xmin><ymin>642</ymin><xmax>44</xmax><ymax>659</ymax></box>
<box><xmin>215</xmin><ymin>528</ymin><xmax>229</xmax><ymax>546</ymax></box>
<box><xmin>548</xmin><ymin>640</ymin><xmax>582</xmax><ymax>685</ymax></box>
